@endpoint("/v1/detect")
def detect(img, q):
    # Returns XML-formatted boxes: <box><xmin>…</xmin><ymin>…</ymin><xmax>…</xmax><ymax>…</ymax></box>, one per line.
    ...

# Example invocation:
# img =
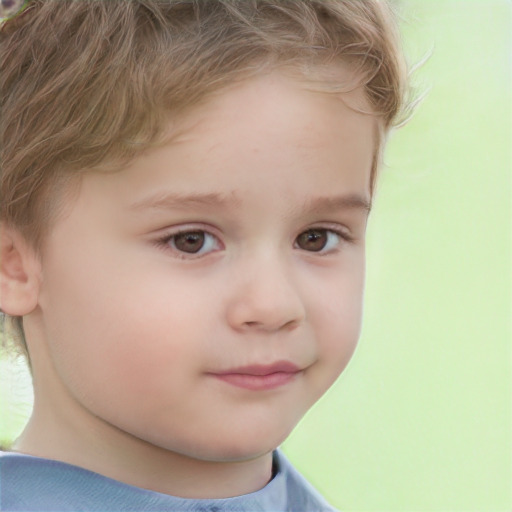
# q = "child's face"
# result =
<box><xmin>32</xmin><ymin>71</ymin><xmax>375</xmax><ymax>462</ymax></box>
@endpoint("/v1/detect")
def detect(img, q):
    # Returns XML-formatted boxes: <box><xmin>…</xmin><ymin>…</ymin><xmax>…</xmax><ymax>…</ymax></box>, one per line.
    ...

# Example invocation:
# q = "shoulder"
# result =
<box><xmin>274</xmin><ymin>449</ymin><xmax>341</xmax><ymax>512</ymax></box>
<box><xmin>1</xmin><ymin>451</ymin><xmax>50</xmax><ymax>511</ymax></box>
<box><xmin>0</xmin><ymin>451</ymin><xmax>146</xmax><ymax>511</ymax></box>
<box><xmin>1</xmin><ymin>451</ymin><xmax>97</xmax><ymax>511</ymax></box>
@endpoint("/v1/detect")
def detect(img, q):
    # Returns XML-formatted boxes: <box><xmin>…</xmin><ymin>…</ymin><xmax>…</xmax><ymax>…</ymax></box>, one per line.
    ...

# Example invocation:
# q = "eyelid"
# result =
<box><xmin>294</xmin><ymin>224</ymin><xmax>355</xmax><ymax>254</ymax></box>
<box><xmin>302</xmin><ymin>222</ymin><xmax>354</xmax><ymax>240</ymax></box>
<box><xmin>152</xmin><ymin>224</ymin><xmax>224</xmax><ymax>259</ymax></box>
<box><xmin>150</xmin><ymin>221</ymin><xmax>355</xmax><ymax>259</ymax></box>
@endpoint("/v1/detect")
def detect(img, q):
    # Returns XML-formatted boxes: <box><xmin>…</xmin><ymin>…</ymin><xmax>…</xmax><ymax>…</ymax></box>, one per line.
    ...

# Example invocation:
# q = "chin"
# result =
<box><xmin>137</xmin><ymin>405</ymin><xmax>303</xmax><ymax>463</ymax></box>
<box><xmin>169</xmin><ymin>425</ymin><xmax>293</xmax><ymax>463</ymax></box>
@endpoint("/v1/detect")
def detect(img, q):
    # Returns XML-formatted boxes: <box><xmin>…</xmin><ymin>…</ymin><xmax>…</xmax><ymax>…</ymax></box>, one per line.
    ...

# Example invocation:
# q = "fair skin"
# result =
<box><xmin>0</xmin><ymin>70</ymin><xmax>376</xmax><ymax>499</ymax></box>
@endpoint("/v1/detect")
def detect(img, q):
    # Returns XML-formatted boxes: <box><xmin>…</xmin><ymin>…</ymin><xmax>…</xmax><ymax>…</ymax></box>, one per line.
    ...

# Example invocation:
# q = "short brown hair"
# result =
<box><xmin>1</xmin><ymin>0</ymin><xmax>408</xmax><ymax>243</ymax></box>
<box><xmin>0</xmin><ymin>0</ymin><xmax>409</xmax><ymax>352</ymax></box>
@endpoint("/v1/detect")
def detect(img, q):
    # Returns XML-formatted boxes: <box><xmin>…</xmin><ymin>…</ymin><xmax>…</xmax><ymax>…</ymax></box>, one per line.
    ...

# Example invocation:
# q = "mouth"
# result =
<box><xmin>208</xmin><ymin>361</ymin><xmax>303</xmax><ymax>391</ymax></box>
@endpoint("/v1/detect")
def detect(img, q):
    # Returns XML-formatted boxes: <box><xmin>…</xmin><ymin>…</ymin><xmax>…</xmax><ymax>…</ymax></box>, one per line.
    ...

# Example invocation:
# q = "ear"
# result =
<box><xmin>0</xmin><ymin>223</ymin><xmax>41</xmax><ymax>316</ymax></box>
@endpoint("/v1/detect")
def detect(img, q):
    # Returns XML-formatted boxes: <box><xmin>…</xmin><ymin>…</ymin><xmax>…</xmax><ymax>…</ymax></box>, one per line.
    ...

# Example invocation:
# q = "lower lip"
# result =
<box><xmin>212</xmin><ymin>371</ymin><xmax>300</xmax><ymax>391</ymax></box>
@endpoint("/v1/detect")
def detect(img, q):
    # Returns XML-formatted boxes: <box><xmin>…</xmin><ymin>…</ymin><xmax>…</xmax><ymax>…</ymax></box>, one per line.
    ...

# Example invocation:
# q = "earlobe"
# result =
<box><xmin>0</xmin><ymin>223</ymin><xmax>41</xmax><ymax>316</ymax></box>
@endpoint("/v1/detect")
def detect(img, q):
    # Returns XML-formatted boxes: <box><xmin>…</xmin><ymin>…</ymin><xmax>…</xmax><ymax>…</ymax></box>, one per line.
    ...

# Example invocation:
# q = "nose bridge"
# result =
<box><xmin>226</xmin><ymin>247</ymin><xmax>305</xmax><ymax>333</ymax></box>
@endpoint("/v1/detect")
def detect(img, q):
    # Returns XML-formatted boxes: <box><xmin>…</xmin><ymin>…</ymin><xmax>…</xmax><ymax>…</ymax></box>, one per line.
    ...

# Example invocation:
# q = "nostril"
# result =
<box><xmin>282</xmin><ymin>319</ymin><xmax>301</xmax><ymax>331</ymax></box>
<box><xmin>241</xmin><ymin>317</ymin><xmax>301</xmax><ymax>332</ymax></box>
<box><xmin>226</xmin><ymin>276</ymin><xmax>306</xmax><ymax>333</ymax></box>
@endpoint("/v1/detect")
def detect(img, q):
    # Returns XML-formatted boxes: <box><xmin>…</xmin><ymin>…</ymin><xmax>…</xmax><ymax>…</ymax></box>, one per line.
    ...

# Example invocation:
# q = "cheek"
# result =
<box><xmin>312</xmin><ymin>266</ymin><xmax>365</xmax><ymax>364</ymax></box>
<box><xmin>38</xmin><ymin>254</ymin><xmax>202</xmax><ymax>401</ymax></box>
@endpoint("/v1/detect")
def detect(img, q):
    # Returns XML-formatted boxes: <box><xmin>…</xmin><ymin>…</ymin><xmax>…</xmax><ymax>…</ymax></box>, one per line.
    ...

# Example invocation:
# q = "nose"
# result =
<box><xmin>225</xmin><ymin>253</ymin><xmax>306</xmax><ymax>333</ymax></box>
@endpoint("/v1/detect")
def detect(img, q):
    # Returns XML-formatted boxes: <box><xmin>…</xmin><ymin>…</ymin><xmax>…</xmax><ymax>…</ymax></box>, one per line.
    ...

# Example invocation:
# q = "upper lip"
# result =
<box><xmin>213</xmin><ymin>361</ymin><xmax>301</xmax><ymax>376</ymax></box>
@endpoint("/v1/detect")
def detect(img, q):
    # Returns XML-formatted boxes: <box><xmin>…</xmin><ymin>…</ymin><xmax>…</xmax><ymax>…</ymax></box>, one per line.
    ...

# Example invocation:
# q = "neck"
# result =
<box><xmin>14</xmin><ymin>406</ymin><xmax>273</xmax><ymax>499</ymax></box>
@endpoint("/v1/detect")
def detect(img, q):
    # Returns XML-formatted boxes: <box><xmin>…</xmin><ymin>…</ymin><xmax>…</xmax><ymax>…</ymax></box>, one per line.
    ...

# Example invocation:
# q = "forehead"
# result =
<box><xmin>112</xmin><ymin>71</ymin><xmax>376</xmax><ymax>198</ymax></box>
<box><xmin>49</xmin><ymin>69</ymin><xmax>376</xmax><ymax>239</ymax></box>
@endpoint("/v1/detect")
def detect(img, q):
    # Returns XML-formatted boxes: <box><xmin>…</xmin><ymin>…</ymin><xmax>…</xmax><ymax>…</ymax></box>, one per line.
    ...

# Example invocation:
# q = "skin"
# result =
<box><xmin>2</xmin><ymin>70</ymin><xmax>376</xmax><ymax>499</ymax></box>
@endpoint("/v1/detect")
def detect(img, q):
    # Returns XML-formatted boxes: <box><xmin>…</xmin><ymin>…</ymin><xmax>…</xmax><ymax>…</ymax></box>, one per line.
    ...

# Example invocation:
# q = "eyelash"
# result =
<box><xmin>154</xmin><ymin>228</ymin><xmax>223</xmax><ymax>260</ymax></box>
<box><xmin>154</xmin><ymin>226</ymin><xmax>354</xmax><ymax>260</ymax></box>
<box><xmin>293</xmin><ymin>227</ymin><xmax>354</xmax><ymax>254</ymax></box>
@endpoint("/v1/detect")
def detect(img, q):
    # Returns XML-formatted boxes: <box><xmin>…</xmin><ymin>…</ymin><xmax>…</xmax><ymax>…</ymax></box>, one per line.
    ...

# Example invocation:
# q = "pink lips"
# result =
<box><xmin>210</xmin><ymin>361</ymin><xmax>302</xmax><ymax>391</ymax></box>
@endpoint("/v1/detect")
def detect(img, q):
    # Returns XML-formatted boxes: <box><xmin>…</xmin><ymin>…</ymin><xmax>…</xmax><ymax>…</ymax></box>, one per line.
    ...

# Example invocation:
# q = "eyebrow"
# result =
<box><xmin>303</xmin><ymin>194</ymin><xmax>372</xmax><ymax>214</ymax></box>
<box><xmin>129</xmin><ymin>192</ymin><xmax>242</xmax><ymax>212</ymax></box>
<box><xmin>129</xmin><ymin>191</ymin><xmax>371</xmax><ymax>214</ymax></box>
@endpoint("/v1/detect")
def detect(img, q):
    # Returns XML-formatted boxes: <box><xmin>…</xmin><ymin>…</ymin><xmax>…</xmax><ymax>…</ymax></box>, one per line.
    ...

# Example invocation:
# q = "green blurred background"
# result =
<box><xmin>1</xmin><ymin>1</ymin><xmax>510</xmax><ymax>510</ymax></box>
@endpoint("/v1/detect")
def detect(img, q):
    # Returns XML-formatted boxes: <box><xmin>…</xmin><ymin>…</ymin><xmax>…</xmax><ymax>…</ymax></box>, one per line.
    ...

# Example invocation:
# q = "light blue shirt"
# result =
<box><xmin>0</xmin><ymin>450</ymin><xmax>338</xmax><ymax>511</ymax></box>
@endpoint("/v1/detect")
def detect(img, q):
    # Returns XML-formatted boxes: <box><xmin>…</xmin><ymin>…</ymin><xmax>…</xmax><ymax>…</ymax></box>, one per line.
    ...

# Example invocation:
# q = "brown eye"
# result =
<box><xmin>296</xmin><ymin>229</ymin><xmax>329</xmax><ymax>252</ymax></box>
<box><xmin>172</xmin><ymin>231</ymin><xmax>205</xmax><ymax>253</ymax></box>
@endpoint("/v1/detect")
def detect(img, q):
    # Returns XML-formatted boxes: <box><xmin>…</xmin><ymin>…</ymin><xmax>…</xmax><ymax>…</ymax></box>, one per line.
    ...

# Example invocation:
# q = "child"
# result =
<box><xmin>0</xmin><ymin>0</ymin><xmax>408</xmax><ymax>510</ymax></box>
